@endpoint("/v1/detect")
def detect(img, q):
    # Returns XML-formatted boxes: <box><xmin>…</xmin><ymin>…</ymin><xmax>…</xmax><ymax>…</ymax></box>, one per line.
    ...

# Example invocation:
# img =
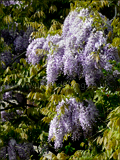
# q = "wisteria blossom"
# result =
<box><xmin>26</xmin><ymin>7</ymin><xmax>120</xmax><ymax>87</ymax></box>
<box><xmin>14</xmin><ymin>26</ymin><xmax>33</xmax><ymax>53</ymax></box>
<box><xmin>48</xmin><ymin>8</ymin><xmax>120</xmax><ymax>86</ymax></box>
<box><xmin>25</xmin><ymin>7</ymin><xmax>120</xmax><ymax>150</ymax></box>
<box><xmin>48</xmin><ymin>98</ymin><xmax>99</xmax><ymax>150</ymax></box>
<box><xmin>0</xmin><ymin>146</ymin><xmax>7</xmax><ymax>160</ymax></box>
<box><xmin>1</xmin><ymin>0</ymin><xmax>23</xmax><ymax>7</ymax></box>
<box><xmin>2</xmin><ymin>85</ymin><xmax>13</xmax><ymax>100</ymax></box>
<box><xmin>1</xmin><ymin>110</ymin><xmax>23</xmax><ymax>122</ymax></box>
<box><xmin>0</xmin><ymin>138</ymin><xmax>36</xmax><ymax>160</ymax></box>
<box><xmin>1</xmin><ymin>50</ymin><xmax>12</xmax><ymax>69</ymax></box>
<box><xmin>26</xmin><ymin>37</ymin><xmax>46</xmax><ymax>65</ymax></box>
<box><xmin>7</xmin><ymin>139</ymin><xmax>17</xmax><ymax>160</ymax></box>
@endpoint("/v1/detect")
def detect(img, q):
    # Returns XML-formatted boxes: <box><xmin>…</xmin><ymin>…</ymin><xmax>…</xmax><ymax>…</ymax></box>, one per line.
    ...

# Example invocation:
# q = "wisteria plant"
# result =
<box><xmin>0</xmin><ymin>1</ymin><xmax>120</xmax><ymax>160</ymax></box>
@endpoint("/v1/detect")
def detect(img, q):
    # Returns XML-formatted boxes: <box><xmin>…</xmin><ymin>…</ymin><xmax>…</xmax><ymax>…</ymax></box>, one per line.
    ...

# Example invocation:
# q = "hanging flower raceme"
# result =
<box><xmin>48</xmin><ymin>98</ymin><xmax>99</xmax><ymax>150</ymax></box>
<box><xmin>25</xmin><ymin>37</ymin><xmax>46</xmax><ymax>65</ymax></box>
<box><xmin>0</xmin><ymin>139</ymin><xmax>36</xmax><ymax>160</ymax></box>
<box><xmin>26</xmin><ymin>7</ymin><xmax>120</xmax><ymax>87</ymax></box>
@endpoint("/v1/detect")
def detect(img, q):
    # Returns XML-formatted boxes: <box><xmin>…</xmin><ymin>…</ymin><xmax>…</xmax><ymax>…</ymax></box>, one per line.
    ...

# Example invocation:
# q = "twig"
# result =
<box><xmin>6</xmin><ymin>51</ymin><xmax>26</xmax><ymax>68</ymax></box>
<box><xmin>0</xmin><ymin>84</ymin><xmax>19</xmax><ymax>94</ymax></box>
<box><xmin>0</xmin><ymin>101</ymin><xmax>37</xmax><ymax>112</ymax></box>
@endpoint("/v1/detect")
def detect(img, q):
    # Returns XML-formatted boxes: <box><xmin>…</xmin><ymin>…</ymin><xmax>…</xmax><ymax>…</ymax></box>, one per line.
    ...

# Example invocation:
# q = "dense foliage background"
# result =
<box><xmin>0</xmin><ymin>0</ymin><xmax>120</xmax><ymax>160</ymax></box>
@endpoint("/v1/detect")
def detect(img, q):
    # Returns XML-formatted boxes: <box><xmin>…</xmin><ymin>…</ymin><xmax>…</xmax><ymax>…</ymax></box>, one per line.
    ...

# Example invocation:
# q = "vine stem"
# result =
<box><xmin>0</xmin><ymin>64</ymin><xmax>47</xmax><ymax>94</ymax></box>
<box><xmin>6</xmin><ymin>51</ymin><xmax>26</xmax><ymax>68</ymax></box>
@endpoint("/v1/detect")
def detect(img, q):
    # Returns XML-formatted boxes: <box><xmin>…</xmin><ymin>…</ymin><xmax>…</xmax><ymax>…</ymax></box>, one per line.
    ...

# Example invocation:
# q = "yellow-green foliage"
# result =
<box><xmin>69</xmin><ymin>150</ymin><xmax>94</xmax><ymax>160</ymax></box>
<box><xmin>39</xmin><ymin>151</ymin><xmax>69</xmax><ymax>160</ymax></box>
<box><xmin>1</xmin><ymin>1</ymin><xmax>120</xmax><ymax>160</ymax></box>
<box><xmin>40</xmin><ymin>80</ymin><xmax>83</xmax><ymax>125</ymax></box>
<box><xmin>94</xmin><ymin>106</ymin><xmax>120</xmax><ymax>160</ymax></box>
<box><xmin>111</xmin><ymin>18</ymin><xmax>120</xmax><ymax>57</ymax></box>
<box><xmin>47</xmin><ymin>20</ymin><xmax>63</xmax><ymax>36</ymax></box>
<box><xmin>39</xmin><ymin>150</ymin><xmax>94</xmax><ymax>160</ymax></box>
<box><xmin>71</xmin><ymin>0</ymin><xmax>110</xmax><ymax>12</ymax></box>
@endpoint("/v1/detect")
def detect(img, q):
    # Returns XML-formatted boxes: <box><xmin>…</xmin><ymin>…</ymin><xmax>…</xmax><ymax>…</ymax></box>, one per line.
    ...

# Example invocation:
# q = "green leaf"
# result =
<box><xmin>27</xmin><ymin>92</ymin><xmax>33</xmax><ymax>99</ymax></box>
<box><xmin>33</xmin><ymin>92</ymin><xmax>39</xmax><ymax>100</ymax></box>
<box><xmin>80</xmin><ymin>142</ymin><xmax>85</xmax><ymax>147</ymax></box>
<box><xmin>33</xmin><ymin>92</ymin><xmax>45</xmax><ymax>100</ymax></box>
<box><xmin>96</xmin><ymin>54</ymin><xmax>100</xmax><ymax>63</ymax></box>
<box><xmin>115</xmin><ymin>118</ymin><xmax>120</xmax><ymax>126</ymax></box>
<box><xmin>103</xmin><ymin>137</ymin><xmax>107</xmax><ymax>146</ymax></box>
<box><xmin>20</xmin><ymin>58</ymin><xmax>27</xmax><ymax>65</ymax></box>
<box><xmin>112</xmin><ymin>151</ymin><xmax>118</xmax><ymax>159</ymax></box>
<box><xmin>99</xmin><ymin>137</ymin><xmax>103</xmax><ymax>146</ymax></box>
<box><xmin>41</xmin><ymin>117</ymin><xmax>51</xmax><ymax>124</ymax></box>
<box><xmin>3</xmin><ymin>15</ymin><xmax>13</xmax><ymax>24</ymax></box>
<box><xmin>71</xmin><ymin>80</ymin><xmax>76</xmax><ymax>87</ymax></box>
<box><xmin>4</xmin><ymin>75</ymin><xmax>10</xmax><ymax>84</ymax></box>
<box><xmin>26</xmin><ymin>77</ymin><xmax>31</xmax><ymax>83</ymax></box>
<box><xmin>45</xmin><ymin>85</ymin><xmax>53</xmax><ymax>97</ymax></box>
<box><xmin>73</xmin><ymin>83</ymin><xmax>82</xmax><ymax>95</ymax></box>
<box><xmin>17</xmin><ymin>79</ymin><xmax>22</xmax><ymax>85</ymax></box>
<box><xmin>4</xmin><ymin>67</ymin><xmax>11</xmax><ymax>75</ymax></box>
<box><xmin>111</xmin><ymin>18</ymin><xmax>119</xmax><ymax>27</ymax></box>
<box><xmin>71</xmin><ymin>80</ymin><xmax>82</xmax><ymax>97</ymax></box>
<box><xmin>30</xmin><ymin>66</ymin><xmax>37</xmax><ymax>76</ymax></box>
<box><xmin>97</xmin><ymin>136</ymin><xmax>101</xmax><ymax>145</ymax></box>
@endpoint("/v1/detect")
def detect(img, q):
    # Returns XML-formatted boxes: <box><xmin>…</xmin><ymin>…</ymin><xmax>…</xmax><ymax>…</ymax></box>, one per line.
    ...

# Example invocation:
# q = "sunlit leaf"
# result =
<box><xmin>17</xmin><ymin>79</ymin><xmax>22</xmax><ymax>85</ymax></box>
<box><xmin>27</xmin><ymin>92</ymin><xmax>33</xmax><ymax>99</ymax></box>
<box><xmin>4</xmin><ymin>75</ymin><xmax>10</xmax><ymax>83</ymax></box>
<box><xmin>41</xmin><ymin>117</ymin><xmax>51</xmax><ymax>123</ymax></box>
<box><xmin>4</xmin><ymin>67</ymin><xmax>11</xmax><ymax>75</ymax></box>
<box><xmin>3</xmin><ymin>15</ymin><xmax>13</xmax><ymax>24</ymax></box>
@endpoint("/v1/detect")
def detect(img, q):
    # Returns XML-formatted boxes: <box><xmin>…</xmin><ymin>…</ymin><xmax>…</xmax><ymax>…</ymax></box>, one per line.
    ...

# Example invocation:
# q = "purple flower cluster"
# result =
<box><xmin>1</xmin><ymin>110</ymin><xmax>23</xmax><ymax>122</ymax></box>
<box><xmin>14</xmin><ymin>26</ymin><xmax>34</xmax><ymax>54</ymax></box>
<box><xmin>1</xmin><ymin>50</ymin><xmax>12</xmax><ymax>69</ymax></box>
<box><xmin>0</xmin><ymin>138</ymin><xmax>35</xmax><ymax>160</ymax></box>
<box><xmin>1</xmin><ymin>28</ymin><xmax>17</xmax><ymax>46</ymax></box>
<box><xmin>48</xmin><ymin>98</ymin><xmax>98</xmax><ymax>150</ymax></box>
<box><xmin>1</xmin><ymin>85</ymin><xmax>13</xmax><ymax>101</ymax></box>
<box><xmin>1</xmin><ymin>24</ymin><xmax>34</xmax><ymax>67</ymax></box>
<box><xmin>46</xmin><ymin>38</ymin><xmax>64</xmax><ymax>85</ymax></box>
<box><xmin>7</xmin><ymin>139</ymin><xmax>17</xmax><ymax>160</ymax></box>
<box><xmin>60</xmin><ymin>8</ymin><xmax>120</xmax><ymax>87</ymax></box>
<box><xmin>1</xmin><ymin>0</ymin><xmax>23</xmax><ymax>7</ymax></box>
<box><xmin>26</xmin><ymin>33</ymin><xmax>63</xmax><ymax>68</ymax></box>
<box><xmin>3</xmin><ymin>92</ymin><xmax>12</xmax><ymax>101</ymax></box>
<box><xmin>15</xmin><ymin>142</ymin><xmax>33</xmax><ymax>160</ymax></box>
<box><xmin>0</xmin><ymin>146</ymin><xmax>7</xmax><ymax>160</ymax></box>
<box><xmin>26</xmin><ymin>37</ymin><xmax>46</xmax><ymax>65</ymax></box>
<box><xmin>26</xmin><ymin>7</ymin><xmax>120</xmax><ymax>87</ymax></box>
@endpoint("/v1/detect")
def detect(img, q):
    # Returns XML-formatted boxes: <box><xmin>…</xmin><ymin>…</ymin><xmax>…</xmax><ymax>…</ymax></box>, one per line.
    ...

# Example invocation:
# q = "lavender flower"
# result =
<box><xmin>1</xmin><ymin>111</ymin><xmax>11</xmax><ymax>122</ymax></box>
<box><xmin>26</xmin><ymin>37</ymin><xmax>46</xmax><ymax>65</ymax></box>
<box><xmin>7</xmin><ymin>139</ymin><xmax>17</xmax><ymax>160</ymax></box>
<box><xmin>0</xmin><ymin>139</ymin><xmax>36</xmax><ymax>160</ymax></box>
<box><xmin>1</xmin><ymin>85</ymin><xmax>13</xmax><ymax>101</ymax></box>
<box><xmin>0</xmin><ymin>146</ymin><xmax>7</xmax><ymax>160</ymax></box>
<box><xmin>14</xmin><ymin>35</ymin><xmax>23</xmax><ymax>53</ymax></box>
<box><xmin>48</xmin><ymin>98</ymin><xmax>99</xmax><ymax>150</ymax></box>
<box><xmin>3</xmin><ymin>91</ymin><xmax>12</xmax><ymax>101</ymax></box>
<box><xmin>14</xmin><ymin>26</ymin><xmax>33</xmax><ymax>54</ymax></box>
<box><xmin>15</xmin><ymin>142</ymin><xmax>33</xmax><ymax>160</ymax></box>
<box><xmin>2</xmin><ymin>0</ymin><xmax>23</xmax><ymax>7</ymax></box>
<box><xmin>46</xmin><ymin>42</ymin><xmax>64</xmax><ymax>85</ymax></box>
<box><xmin>1</xmin><ymin>50</ymin><xmax>12</xmax><ymax>69</ymax></box>
<box><xmin>22</xmin><ymin>26</ymin><xmax>34</xmax><ymax>49</ymax></box>
<box><xmin>26</xmin><ymin>7</ymin><xmax>120</xmax><ymax>88</ymax></box>
<box><xmin>1</xmin><ymin>110</ymin><xmax>23</xmax><ymax>122</ymax></box>
<box><xmin>46</xmin><ymin>7</ymin><xmax>120</xmax><ymax>86</ymax></box>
